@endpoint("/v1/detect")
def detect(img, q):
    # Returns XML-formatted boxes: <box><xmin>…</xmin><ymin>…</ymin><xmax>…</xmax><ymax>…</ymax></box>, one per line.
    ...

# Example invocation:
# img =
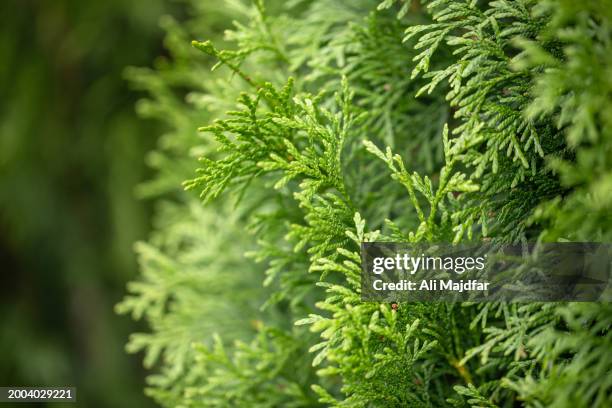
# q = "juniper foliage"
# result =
<box><xmin>120</xmin><ymin>0</ymin><xmax>612</xmax><ymax>407</ymax></box>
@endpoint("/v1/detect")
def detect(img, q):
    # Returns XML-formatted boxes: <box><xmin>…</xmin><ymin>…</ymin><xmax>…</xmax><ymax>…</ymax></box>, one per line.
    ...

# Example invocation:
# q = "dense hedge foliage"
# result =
<box><xmin>119</xmin><ymin>1</ymin><xmax>612</xmax><ymax>406</ymax></box>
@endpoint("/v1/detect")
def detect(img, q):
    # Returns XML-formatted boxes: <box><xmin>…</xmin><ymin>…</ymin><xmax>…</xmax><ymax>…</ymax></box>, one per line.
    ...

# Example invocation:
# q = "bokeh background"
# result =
<box><xmin>0</xmin><ymin>1</ymin><xmax>184</xmax><ymax>406</ymax></box>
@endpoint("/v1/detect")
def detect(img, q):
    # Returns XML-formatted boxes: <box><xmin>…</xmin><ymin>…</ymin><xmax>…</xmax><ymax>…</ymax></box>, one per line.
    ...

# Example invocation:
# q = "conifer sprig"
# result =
<box><xmin>120</xmin><ymin>1</ymin><xmax>612</xmax><ymax>406</ymax></box>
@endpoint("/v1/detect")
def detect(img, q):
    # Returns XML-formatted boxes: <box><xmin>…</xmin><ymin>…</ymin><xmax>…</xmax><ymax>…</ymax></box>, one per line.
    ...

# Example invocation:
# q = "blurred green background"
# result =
<box><xmin>0</xmin><ymin>0</ymin><xmax>183</xmax><ymax>406</ymax></box>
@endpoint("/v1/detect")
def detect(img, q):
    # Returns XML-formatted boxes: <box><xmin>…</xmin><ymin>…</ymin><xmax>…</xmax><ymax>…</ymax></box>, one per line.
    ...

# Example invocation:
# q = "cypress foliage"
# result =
<box><xmin>119</xmin><ymin>1</ymin><xmax>612</xmax><ymax>406</ymax></box>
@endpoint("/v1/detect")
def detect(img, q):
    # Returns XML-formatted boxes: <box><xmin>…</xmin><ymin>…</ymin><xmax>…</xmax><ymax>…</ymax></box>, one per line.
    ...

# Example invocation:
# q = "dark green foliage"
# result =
<box><xmin>121</xmin><ymin>0</ymin><xmax>612</xmax><ymax>407</ymax></box>
<box><xmin>0</xmin><ymin>1</ymin><xmax>167</xmax><ymax>406</ymax></box>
